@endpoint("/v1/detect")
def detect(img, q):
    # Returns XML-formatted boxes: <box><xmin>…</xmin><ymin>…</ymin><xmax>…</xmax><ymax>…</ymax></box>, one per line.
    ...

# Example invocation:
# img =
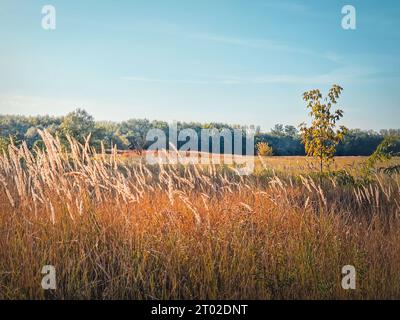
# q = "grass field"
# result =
<box><xmin>1</xmin><ymin>132</ymin><xmax>400</xmax><ymax>299</ymax></box>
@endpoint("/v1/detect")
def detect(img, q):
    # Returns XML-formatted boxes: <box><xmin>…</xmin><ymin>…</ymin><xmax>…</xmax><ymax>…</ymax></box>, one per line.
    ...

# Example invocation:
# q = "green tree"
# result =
<box><xmin>284</xmin><ymin>125</ymin><xmax>298</xmax><ymax>137</ymax></box>
<box><xmin>271</xmin><ymin>124</ymin><xmax>285</xmax><ymax>136</ymax></box>
<box><xmin>119</xmin><ymin>119</ymin><xmax>151</xmax><ymax>154</ymax></box>
<box><xmin>300</xmin><ymin>85</ymin><xmax>348</xmax><ymax>176</ymax></box>
<box><xmin>0</xmin><ymin>136</ymin><xmax>10</xmax><ymax>154</ymax></box>
<box><xmin>363</xmin><ymin>135</ymin><xmax>400</xmax><ymax>176</ymax></box>
<box><xmin>60</xmin><ymin>109</ymin><xmax>96</xmax><ymax>145</ymax></box>
<box><xmin>95</xmin><ymin>121</ymin><xmax>129</xmax><ymax>150</ymax></box>
<box><xmin>25</xmin><ymin>127</ymin><xmax>40</xmax><ymax>148</ymax></box>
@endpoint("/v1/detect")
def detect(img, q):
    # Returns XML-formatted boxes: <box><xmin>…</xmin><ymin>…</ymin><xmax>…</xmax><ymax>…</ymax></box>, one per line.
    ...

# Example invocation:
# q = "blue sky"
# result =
<box><xmin>0</xmin><ymin>0</ymin><xmax>399</xmax><ymax>130</ymax></box>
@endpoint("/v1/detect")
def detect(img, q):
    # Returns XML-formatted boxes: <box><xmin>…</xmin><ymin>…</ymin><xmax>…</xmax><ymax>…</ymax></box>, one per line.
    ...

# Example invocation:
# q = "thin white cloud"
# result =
<box><xmin>69</xmin><ymin>14</ymin><xmax>343</xmax><ymax>63</ymax></box>
<box><xmin>120</xmin><ymin>76</ymin><xmax>214</xmax><ymax>85</ymax></box>
<box><xmin>215</xmin><ymin>66</ymin><xmax>379</xmax><ymax>85</ymax></box>
<box><xmin>121</xmin><ymin>66</ymin><xmax>379</xmax><ymax>86</ymax></box>
<box><xmin>188</xmin><ymin>33</ymin><xmax>342</xmax><ymax>63</ymax></box>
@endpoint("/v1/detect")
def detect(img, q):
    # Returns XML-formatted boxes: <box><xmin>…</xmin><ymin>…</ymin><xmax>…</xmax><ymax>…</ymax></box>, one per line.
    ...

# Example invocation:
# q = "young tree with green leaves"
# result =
<box><xmin>364</xmin><ymin>135</ymin><xmax>400</xmax><ymax>176</ymax></box>
<box><xmin>300</xmin><ymin>85</ymin><xmax>348</xmax><ymax>177</ymax></box>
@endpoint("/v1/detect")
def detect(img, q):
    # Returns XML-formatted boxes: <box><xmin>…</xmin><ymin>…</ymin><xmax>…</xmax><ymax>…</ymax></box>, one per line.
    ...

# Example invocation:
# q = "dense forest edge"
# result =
<box><xmin>1</xmin><ymin>108</ymin><xmax>400</xmax><ymax>156</ymax></box>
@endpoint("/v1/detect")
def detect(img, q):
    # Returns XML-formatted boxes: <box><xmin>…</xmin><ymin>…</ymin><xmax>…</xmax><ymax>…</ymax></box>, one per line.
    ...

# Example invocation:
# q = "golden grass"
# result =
<box><xmin>1</xmin><ymin>131</ymin><xmax>400</xmax><ymax>299</ymax></box>
<box><xmin>254</xmin><ymin>155</ymin><xmax>400</xmax><ymax>176</ymax></box>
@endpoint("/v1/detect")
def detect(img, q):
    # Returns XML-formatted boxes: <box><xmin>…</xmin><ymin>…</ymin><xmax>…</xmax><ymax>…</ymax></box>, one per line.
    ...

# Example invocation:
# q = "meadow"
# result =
<box><xmin>1</xmin><ymin>131</ymin><xmax>400</xmax><ymax>299</ymax></box>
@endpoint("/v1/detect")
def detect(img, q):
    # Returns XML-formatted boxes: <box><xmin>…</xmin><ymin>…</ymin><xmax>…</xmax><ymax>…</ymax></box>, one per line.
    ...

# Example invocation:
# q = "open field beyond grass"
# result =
<box><xmin>120</xmin><ymin>152</ymin><xmax>399</xmax><ymax>176</ymax></box>
<box><xmin>1</xmin><ymin>133</ymin><xmax>400</xmax><ymax>299</ymax></box>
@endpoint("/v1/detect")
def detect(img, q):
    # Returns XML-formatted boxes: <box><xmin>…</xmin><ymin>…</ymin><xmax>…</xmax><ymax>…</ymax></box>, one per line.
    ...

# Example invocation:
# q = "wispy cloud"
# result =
<box><xmin>120</xmin><ymin>76</ymin><xmax>215</xmax><ymax>85</ymax></box>
<box><xmin>189</xmin><ymin>33</ymin><xmax>300</xmax><ymax>51</ymax></box>
<box><xmin>71</xmin><ymin>16</ymin><xmax>342</xmax><ymax>63</ymax></box>
<box><xmin>188</xmin><ymin>33</ymin><xmax>340</xmax><ymax>62</ymax></box>
<box><xmin>121</xmin><ymin>66</ymin><xmax>380</xmax><ymax>86</ymax></box>
<box><xmin>215</xmin><ymin>67</ymin><xmax>379</xmax><ymax>85</ymax></box>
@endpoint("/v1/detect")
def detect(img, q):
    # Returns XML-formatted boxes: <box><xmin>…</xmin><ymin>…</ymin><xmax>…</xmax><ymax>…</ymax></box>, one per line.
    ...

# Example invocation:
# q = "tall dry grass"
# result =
<box><xmin>0</xmin><ymin>130</ymin><xmax>400</xmax><ymax>299</ymax></box>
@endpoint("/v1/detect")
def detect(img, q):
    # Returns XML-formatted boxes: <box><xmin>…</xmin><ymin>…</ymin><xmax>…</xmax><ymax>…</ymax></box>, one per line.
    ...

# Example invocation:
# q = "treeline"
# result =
<box><xmin>1</xmin><ymin>109</ymin><xmax>399</xmax><ymax>156</ymax></box>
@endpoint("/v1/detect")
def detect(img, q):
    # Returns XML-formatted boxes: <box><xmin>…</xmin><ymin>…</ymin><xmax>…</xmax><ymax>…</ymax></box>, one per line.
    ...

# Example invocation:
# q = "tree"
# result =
<box><xmin>336</xmin><ymin>129</ymin><xmax>383</xmax><ymax>156</ymax></box>
<box><xmin>25</xmin><ymin>127</ymin><xmax>40</xmax><ymax>149</ymax></box>
<box><xmin>284</xmin><ymin>125</ymin><xmax>298</xmax><ymax>137</ymax></box>
<box><xmin>256</xmin><ymin>141</ymin><xmax>273</xmax><ymax>156</ymax></box>
<box><xmin>119</xmin><ymin>119</ymin><xmax>151</xmax><ymax>154</ymax></box>
<box><xmin>271</xmin><ymin>124</ymin><xmax>298</xmax><ymax>138</ymax></box>
<box><xmin>94</xmin><ymin>121</ymin><xmax>129</xmax><ymax>150</ymax></box>
<box><xmin>300</xmin><ymin>85</ymin><xmax>348</xmax><ymax>176</ymax></box>
<box><xmin>271</xmin><ymin>124</ymin><xmax>285</xmax><ymax>136</ymax></box>
<box><xmin>60</xmin><ymin>109</ymin><xmax>96</xmax><ymax>144</ymax></box>
<box><xmin>364</xmin><ymin>135</ymin><xmax>400</xmax><ymax>176</ymax></box>
<box><xmin>0</xmin><ymin>136</ymin><xmax>10</xmax><ymax>154</ymax></box>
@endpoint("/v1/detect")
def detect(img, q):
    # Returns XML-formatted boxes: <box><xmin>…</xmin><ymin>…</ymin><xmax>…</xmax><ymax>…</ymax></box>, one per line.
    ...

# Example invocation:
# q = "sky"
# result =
<box><xmin>0</xmin><ymin>0</ymin><xmax>399</xmax><ymax>131</ymax></box>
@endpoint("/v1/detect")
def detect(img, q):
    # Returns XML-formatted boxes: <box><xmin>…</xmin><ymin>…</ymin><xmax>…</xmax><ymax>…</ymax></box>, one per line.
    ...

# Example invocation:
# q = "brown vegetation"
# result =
<box><xmin>0</xmin><ymin>131</ymin><xmax>400</xmax><ymax>299</ymax></box>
